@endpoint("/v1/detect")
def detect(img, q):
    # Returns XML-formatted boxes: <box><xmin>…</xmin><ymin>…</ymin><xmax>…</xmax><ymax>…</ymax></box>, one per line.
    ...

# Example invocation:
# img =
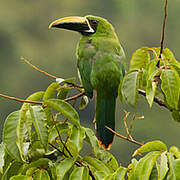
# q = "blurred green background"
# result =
<box><xmin>1</xmin><ymin>0</ymin><xmax>180</xmax><ymax>165</ymax></box>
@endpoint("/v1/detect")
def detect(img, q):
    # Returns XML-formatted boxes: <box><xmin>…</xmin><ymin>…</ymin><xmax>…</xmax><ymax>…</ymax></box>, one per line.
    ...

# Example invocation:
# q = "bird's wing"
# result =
<box><xmin>77</xmin><ymin>40</ymin><xmax>96</xmax><ymax>98</ymax></box>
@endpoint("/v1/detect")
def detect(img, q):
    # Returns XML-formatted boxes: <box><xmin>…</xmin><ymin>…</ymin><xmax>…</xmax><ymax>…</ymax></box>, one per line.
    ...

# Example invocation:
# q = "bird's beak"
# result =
<box><xmin>49</xmin><ymin>16</ymin><xmax>94</xmax><ymax>33</ymax></box>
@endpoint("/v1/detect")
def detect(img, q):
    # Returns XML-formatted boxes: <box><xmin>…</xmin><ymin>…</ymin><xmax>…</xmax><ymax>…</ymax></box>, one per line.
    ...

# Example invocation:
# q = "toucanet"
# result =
<box><xmin>49</xmin><ymin>15</ymin><xmax>126</xmax><ymax>150</ymax></box>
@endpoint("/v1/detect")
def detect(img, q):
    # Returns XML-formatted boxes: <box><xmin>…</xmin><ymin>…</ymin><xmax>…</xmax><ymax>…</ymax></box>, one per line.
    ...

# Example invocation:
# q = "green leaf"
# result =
<box><xmin>49</xmin><ymin>123</ymin><xmax>69</xmax><ymax>143</ymax></box>
<box><xmin>113</xmin><ymin>167</ymin><xmax>127</xmax><ymax>180</ymax></box>
<box><xmin>57</xmin><ymin>87</ymin><xmax>71</xmax><ymax>100</ymax></box>
<box><xmin>43</xmin><ymin>82</ymin><xmax>59</xmax><ymax>101</ymax></box>
<box><xmin>134</xmin><ymin>151</ymin><xmax>162</xmax><ymax>180</ymax></box>
<box><xmin>16</xmin><ymin>107</ymin><xmax>29</xmax><ymax>161</ymax></box>
<box><xmin>162</xmin><ymin>48</ymin><xmax>180</xmax><ymax>69</ymax></box>
<box><xmin>56</xmin><ymin>157</ymin><xmax>75</xmax><ymax>180</ymax></box>
<box><xmin>28</xmin><ymin>141</ymin><xmax>45</xmax><ymax>161</ymax></box>
<box><xmin>43</xmin><ymin>82</ymin><xmax>59</xmax><ymax>125</ymax></box>
<box><xmin>121</xmin><ymin>71</ymin><xmax>140</xmax><ymax>107</ymax></box>
<box><xmin>127</xmin><ymin>159</ymin><xmax>138</xmax><ymax>179</ymax></box>
<box><xmin>167</xmin><ymin>152</ymin><xmax>177</xmax><ymax>180</ymax></box>
<box><xmin>2</xmin><ymin>161</ymin><xmax>23</xmax><ymax>180</ymax></box>
<box><xmin>171</xmin><ymin>110</ymin><xmax>180</xmax><ymax>122</ymax></box>
<box><xmin>104</xmin><ymin>174</ymin><xmax>114</xmax><ymax>180</ymax></box>
<box><xmin>156</xmin><ymin>151</ymin><xmax>168</xmax><ymax>180</ymax></box>
<box><xmin>16</xmin><ymin>91</ymin><xmax>44</xmax><ymax>161</ymax></box>
<box><xmin>83</xmin><ymin>156</ymin><xmax>111</xmax><ymax>175</ymax></box>
<box><xmin>21</xmin><ymin>158</ymin><xmax>50</xmax><ymax>175</ymax></box>
<box><xmin>146</xmin><ymin>67</ymin><xmax>159</xmax><ymax>107</ymax></box>
<box><xmin>174</xmin><ymin>159</ymin><xmax>180</xmax><ymax>179</ymax></box>
<box><xmin>64</xmin><ymin>140</ymin><xmax>79</xmax><ymax>158</ymax></box>
<box><xmin>29</xmin><ymin>106</ymin><xmax>48</xmax><ymax>149</ymax></box>
<box><xmin>10</xmin><ymin>175</ymin><xmax>31</xmax><ymax>180</ymax></box>
<box><xmin>70</xmin><ymin>126</ymin><xmax>85</xmax><ymax>152</ymax></box>
<box><xmin>0</xmin><ymin>143</ymin><xmax>5</xmax><ymax>173</ymax></box>
<box><xmin>2</xmin><ymin>150</ymin><xmax>13</xmax><ymax>176</ymax></box>
<box><xmin>146</xmin><ymin>80</ymin><xmax>157</xmax><ymax>107</ymax></box>
<box><xmin>133</xmin><ymin>141</ymin><xmax>167</xmax><ymax>156</ymax></box>
<box><xmin>3</xmin><ymin>111</ymin><xmax>22</xmax><ymax>161</ymax></box>
<box><xmin>83</xmin><ymin>127</ymin><xmax>100</xmax><ymax>157</ymax></box>
<box><xmin>94</xmin><ymin>171</ymin><xmax>106</xmax><ymax>180</ymax></box>
<box><xmin>45</xmin><ymin>99</ymin><xmax>80</xmax><ymax>126</ymax></box>
<box><xmin>129</xmin><ymin>47</ymin><xmax>150</xmax><ymax>71</ymax></box>
<box><xmin>69</xmin><ymin>167</ymin><xmax>89</xmax><ymax>180</ymax></box>
<box><xmin>169</xmin><ymin>146</ymin><xmax>180</xmax><ymax>159</ymax></box>
<box><xmin>97</xmin><ymin>150</ymin><xmax>119</xmax><ymax>172</ymax></box>
<box><xmin>79</xmin><ymin>95</ymin><xmax>89</xmax><ymax>110</ymax></box>
<box><xmin>160</xmin><ymin>69</ymin><xmax>180</xmax><ymax>109</ymax></box>
<box><xmin>33</xmin><ymin>169</ymin><xmax>50</xmax><ymax>180</ymax></box>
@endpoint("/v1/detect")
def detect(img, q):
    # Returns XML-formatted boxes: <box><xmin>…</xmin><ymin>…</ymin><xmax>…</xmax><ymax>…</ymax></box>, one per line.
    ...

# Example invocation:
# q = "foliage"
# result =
<box><xmin>0</xmin><ymin>75</ymin><xmax>180</xmax><ymax>179</ymax></box>
<box><xmin>120</xmin><ymin>47</ymin><xmax>180</xmax><ymax>122</ymax></box>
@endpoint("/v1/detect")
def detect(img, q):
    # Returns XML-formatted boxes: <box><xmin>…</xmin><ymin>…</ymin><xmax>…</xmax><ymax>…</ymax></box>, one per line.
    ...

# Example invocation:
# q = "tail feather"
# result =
<box><xmin>95</xmin><ymin>91</ymin><xmax>116</xmax><ymax>150</ymax></box>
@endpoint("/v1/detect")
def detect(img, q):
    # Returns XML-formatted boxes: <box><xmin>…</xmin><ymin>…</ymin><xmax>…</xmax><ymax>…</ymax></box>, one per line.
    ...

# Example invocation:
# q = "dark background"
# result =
<box><xmin>1</xmin><ymin>0</ymin><xmax>180</xmax><ymax>165</ymax></box>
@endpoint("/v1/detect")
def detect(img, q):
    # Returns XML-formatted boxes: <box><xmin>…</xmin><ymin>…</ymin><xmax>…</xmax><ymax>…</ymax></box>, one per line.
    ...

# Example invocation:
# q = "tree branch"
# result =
<box><xmin>21</xmin><ymin>56</ymin><xmax>82</xmax><ymax>89</ymax></box>
<box><xmin>159</xmin><ymin>0</ymin><xmax>168</xmax><ymax>57</ymax></box>
<box><xmin>0</xmin><ymin>93</ymin><xmax>42</xmax><ymax>104</ymax></box>
<box><xmin>105</xmin><ymin>126</ymin><xmax>144</xmax><ymax>146</ymax></box>
<box><xmin>0</xmin><ymin>91</ymin><xmax>85</xmax><ymax>105</ymax></box>
<box><xmin>21</xmin><ymin>56</ymin><xmax>57</xmax><ymax>79</ymax></box>
<box><xmin>138</xmin><ymin>89</ymin><xmax>168</xmax><ymax>109</ymax></box>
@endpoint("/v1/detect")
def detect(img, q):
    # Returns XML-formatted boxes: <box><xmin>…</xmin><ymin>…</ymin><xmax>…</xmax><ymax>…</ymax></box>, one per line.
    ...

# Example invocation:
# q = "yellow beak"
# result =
<box><xmin>49</xmin><ymin>16</ymin><xmax>95</xmax><ymax>34</ymax></box>
<box><xmin>49</xmin><ymin>16</ymin><xmax>87</xmax><ymax>29</ymax></box>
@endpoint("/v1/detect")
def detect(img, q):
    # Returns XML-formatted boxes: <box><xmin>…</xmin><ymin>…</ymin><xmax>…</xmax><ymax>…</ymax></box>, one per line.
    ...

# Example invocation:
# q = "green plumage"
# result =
<box><xmin>77</xmin><ymin>16</ymin><xmax>126</xmax><ymax>149</ymax></box>
<box><xmin>50</xmin><ymin>15</ymin><xmax>126</xmax><ymax>149</ymax></box>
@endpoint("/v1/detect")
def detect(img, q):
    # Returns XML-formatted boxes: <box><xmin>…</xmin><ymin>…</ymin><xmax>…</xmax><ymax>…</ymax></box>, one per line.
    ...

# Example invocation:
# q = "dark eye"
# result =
<box><xmin>91</xmin><ymin>19</ymin><xmax>98</xmax><ymax>25</ymax></box>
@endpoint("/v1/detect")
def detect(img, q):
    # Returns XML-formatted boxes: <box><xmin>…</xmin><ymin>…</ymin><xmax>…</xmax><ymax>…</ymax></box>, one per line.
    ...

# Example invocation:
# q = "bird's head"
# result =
<box><xmin>49</xmin><ymin>15</ymin><xmax>116</xmax><ymax>37</ymax></box>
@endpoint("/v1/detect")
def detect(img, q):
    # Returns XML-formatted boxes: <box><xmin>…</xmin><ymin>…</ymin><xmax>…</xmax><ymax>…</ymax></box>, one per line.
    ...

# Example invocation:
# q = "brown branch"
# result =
<box><xmin>105</xmin><ymin>126</ymin><xmax>144</xmax><ymax>146</ymax></box>
<box><xmin>21</xmin><ymin>56</ymin><xmax>83</xmax><ymax>89</ymax></box>
<box><xmin>129</xmin><ymin>113</ymin><xmax>136</xmax><ymax>135</ymax></box>
<box><xmin>122</xmin><ymin>110</ymin><xmax>133</xmax><ymax>140</ymax></box>
<box><xmin>21</xmin><ymin>56</ymin><xmax>57</xmax><ymax>79</ymax></box>
<box><xmin>49</xmin><ymin>142</ymin><xmax>67</xmax><ymax>157</ymax></box>
<box><xmin>0</xmin><ymin>91</ymin><xmax>85</xmax><ymax>105</ymax></box>
<box><xmin>159</xmin><ymin>0</ymin><xmax>168</xmax><ymax>57</ymax></box>
<box><xmin>53</xmin><ymin>113</ymin><xmax>73</xmax><ymax>157</ymax></box>
<box><xmin>0</xmin><ymin>93</ymin><xmax>42</xmax><ymax>104</ymax></box>
<box><xmin>138</xmin><ymin>89</ymin><xmax>168</xmax><ymax>109</ymax></box>
<box><xmin>157</xmin><ymin>0</ymin><xmax>168</xmax><ymax>67</ymax></box>
<box><xmin>64</xmin><ymin>92</ymin><xmax>85</xmax><ymax>102</ymax></box>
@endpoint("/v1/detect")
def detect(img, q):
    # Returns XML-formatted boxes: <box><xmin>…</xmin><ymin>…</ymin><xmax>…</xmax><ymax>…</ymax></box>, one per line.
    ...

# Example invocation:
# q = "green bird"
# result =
<box><xmin>49</xmin><ymin>15</ymin><xmax>126</xmax><ymax>150</ymax></box>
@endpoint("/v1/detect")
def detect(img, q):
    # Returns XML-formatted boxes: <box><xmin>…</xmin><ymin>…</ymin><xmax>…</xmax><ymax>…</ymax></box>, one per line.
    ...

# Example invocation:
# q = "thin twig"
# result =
<box><xmin>53</xmin><ymin>113</ymin><xmax>73</xmax><ymax>157</ymax></box>
<box><xmin>0</xmin><ymin>93</ymin><xmax>42</xmax><ymax>104</ymax></box>
<box><xmin>122</xmin><ymin>110</ymin><xmax>133</xmax><ymax>140</ymax></box>
<box><xmin>21</xmin><ymin>56</ymin><xmax>83</xmax><ymax>89</ymax></box>
<box><xmin>0</xmin><ymin>92</ymin><xmax>85</xmax><ymax>105</ymax></box>
<box><xmin>64</xmin><ymin>92</ymin><xmax>85</xmax><ymax>102</ymax></box>
<box><xmin>138</xmin><ymin>89</ymin><xmax>168</xmax><ymax>109</ymax></box>
<box><xmin>157</xmin><ymin>0</ymin><xmax>168</xmax><ymax>67</ymax></box>
<box><xmin>49</xmin><ymin>143</ymin><xmax>67</xmax><ymax>156</ymax></box>
<box><xmin>159</xmin><ymin>0</ymin><xmax>168</xmax><ymax>57</ymax></box>
<box><xmin>21</xmin><ymin>56</ymin><xmax>57</xmax><ymax>79</ymax></box>
<box><xmin>105</xmin><ymin>126</ymin><xmax>144</xmax><ymax>146</ymax></box>
<box><xmin>129</xmin><ymin>113</ymin><xmax>136</xmax><ymax>135</ymax></box>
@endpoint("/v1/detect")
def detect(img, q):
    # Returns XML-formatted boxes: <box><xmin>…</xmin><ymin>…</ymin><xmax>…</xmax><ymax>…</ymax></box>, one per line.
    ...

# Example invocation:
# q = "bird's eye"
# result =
<box><xmin>91</xmin><ymin>20</ymin><xmax>98</xmax><ymax>25</ymax></box>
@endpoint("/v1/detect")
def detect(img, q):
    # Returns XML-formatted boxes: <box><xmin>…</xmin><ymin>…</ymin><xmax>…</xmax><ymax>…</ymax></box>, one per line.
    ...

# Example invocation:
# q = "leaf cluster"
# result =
<box><xmin>1</xmin><ymin>77</ymin><xmax>180</xmax><ymax>179</ymax></box>
<box><xmin>120</xmin><ymin>47</ymin><xmax>180</xmax><ymax>122</ymax></box>
<box><xmin>0</xmin><ymin>79</ymin><xmax>124</xmax><ymax>179</ymax></box>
